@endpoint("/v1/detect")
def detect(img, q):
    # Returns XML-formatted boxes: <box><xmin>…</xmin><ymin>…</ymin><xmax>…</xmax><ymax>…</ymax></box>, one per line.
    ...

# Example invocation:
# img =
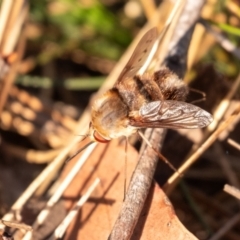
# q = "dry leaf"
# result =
<box><xmin>59</xmin><ymin>138</ymin><xmax>197</xmax><ymax>239</ymax></box>
<box><xmin>132</xmin><ymin>183</ymin><xmax>198</xmax><ymax>240</ymax></box>
<box><xmin>62</xmin><ymin>139</ymin><xmax>138</xmax><ymax>239</ymax></box>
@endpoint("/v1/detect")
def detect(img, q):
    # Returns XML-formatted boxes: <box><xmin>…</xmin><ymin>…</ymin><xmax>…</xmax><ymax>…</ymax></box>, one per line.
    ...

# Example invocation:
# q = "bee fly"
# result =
<box><xmin>89</xmin><ymin>28</ymin><xmax>212</xmax><ymax>142</ymax></box>
<box><xmin>69</xmin><ymin>27</ymin><xmax>213</xmax><ymax>167</ymax></box>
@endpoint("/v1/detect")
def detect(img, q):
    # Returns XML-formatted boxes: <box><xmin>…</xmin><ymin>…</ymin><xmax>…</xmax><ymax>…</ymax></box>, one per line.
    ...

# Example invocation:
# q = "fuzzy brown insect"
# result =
<box><xmin>89</xmin><ymin>28</ymin><xmax>213</xmax><ymax>144</ymax></box>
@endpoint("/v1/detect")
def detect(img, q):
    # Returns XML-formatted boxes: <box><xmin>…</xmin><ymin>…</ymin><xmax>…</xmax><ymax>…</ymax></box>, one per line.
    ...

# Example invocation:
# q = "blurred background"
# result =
<box><xmin>1</xmin><ymin>0</ymin><xmax>240</xmax><ymax>239</ymax></box>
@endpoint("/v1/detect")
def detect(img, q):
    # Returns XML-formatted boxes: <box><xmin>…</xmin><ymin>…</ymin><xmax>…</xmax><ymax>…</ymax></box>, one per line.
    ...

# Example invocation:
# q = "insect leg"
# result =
<box><xmin>123</xmin><ymin>136</ymin><xmax>128</xmax><ymax>201</ymax></box>
<box><xmin>188</xmin><ymin>87</ymin><xmax>206</xmax><ymax>104</ymax></box>
<box><xmin>138</xmin><ymin>130</ymin><xmax>182</xmax><ymax>176</ymax></box>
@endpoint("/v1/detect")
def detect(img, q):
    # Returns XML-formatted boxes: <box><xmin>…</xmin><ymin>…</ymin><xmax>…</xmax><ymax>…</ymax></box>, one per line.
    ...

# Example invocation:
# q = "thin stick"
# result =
<box><xmin>109</xmin><ymin>0</ymin><xmax>205</xmax><ymax>238</ymax></box>
<box><xmin>228</xmin><ymin>138</ymin><xmax>240</xmax><ymax>151</ymax></box>
<box><xmin>214</xmin><ymin>143</ymin><xmax>240</xmax><ymax>190</ymax></box>
<box><xmin>123</xmin><ymin>137</ymin><xmax>128</xmax><ymax>200</ymax></box>
<box><xmin>207</xmin><ymin>72</ymin><xmax>240</xmax><ymax>132</ymax></box>
<box><xmin>224</xmin><ymin>184</ymin><xmax>240</xmax><ymax>201</ymax></box>
<box><xmin>2</xmin><ymin>124</ymin><xmax>90</xmax><ymax>221</ymax></box>
<box><xmin>53</xmin><ymin>178</ymin><xmax>100</xmax><ymax>239</ymax></box>
<box><xmin>1</xmin><ymin>0</ymin><xmax>28</xmax><ymax>56</ymax></box>
<box><xmin>21</xmin><ymin>142</ymin><xmax>97</xmax><ymax>240</ymax></box>
<box><xmin>164</xmin><ymin>106</ymin><xmax>240</xmax><ymax>193</ymax></box>
<box><xmin>0</xmin><ymin>31</ymin><xmax>26</xmax><ymax>122</ymax></box>
<box><xmin>108</xmin><ymin>128</ymin><xmax>164</xmax><ymax>240</ymax></box>
<box><xmin>140</xmin><ymin>0</ymin><xmax>156</xmax><ymax>21</ymax></box>
<box><xmin>176</xmin><ymin>69</ymin><xmax>240</xmax><ymax>194</ymax></box>
<box><xmin>208</xmin><ymin>214</ymin><xmax>240</xmax><ymax>240</ymax></box>
<box><xmin>200</xmin><ymin>19</ymin><xmax>240</xmax><ymax>60</ymax></box>
<box><xmin>0</xmin><ymin>0</ymin><xmax>13</xmax><ymax>45</ymax></box>
<box><xmin>138</xmin><ymin>130</ymin><xmax>180</xmax><ymax>174</ymax></box>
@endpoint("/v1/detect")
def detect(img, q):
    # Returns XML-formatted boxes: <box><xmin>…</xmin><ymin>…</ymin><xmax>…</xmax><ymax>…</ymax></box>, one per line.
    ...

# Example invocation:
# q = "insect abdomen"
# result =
<box><xmin>153</xmin><ymin>68</ymin><xmax>189</xmax><ymax>101</ymax></box>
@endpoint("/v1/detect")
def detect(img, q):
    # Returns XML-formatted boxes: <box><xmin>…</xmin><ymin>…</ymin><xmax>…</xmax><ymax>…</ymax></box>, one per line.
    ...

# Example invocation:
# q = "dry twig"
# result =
<box><xmin>109</xmin><ymin>0</ymin><xmax>206</xmax><ymax>239</ymax></box>
<box><xmin>165</xmin><ymin>105</ymin><xmax>240</xmax><ymax>193</ymax></box>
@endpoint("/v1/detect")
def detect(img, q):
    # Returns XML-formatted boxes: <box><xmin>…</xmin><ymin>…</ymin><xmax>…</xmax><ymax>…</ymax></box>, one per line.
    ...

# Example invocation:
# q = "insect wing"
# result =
<box><xmin>130</xmin><ymin>100</ymin><xmax>213</xmax><ymax>129</ymax></box>
<box><xmin>114</xmin><ymin>27</ymin><xmax>158</xmax><ymax>86</ymax></box>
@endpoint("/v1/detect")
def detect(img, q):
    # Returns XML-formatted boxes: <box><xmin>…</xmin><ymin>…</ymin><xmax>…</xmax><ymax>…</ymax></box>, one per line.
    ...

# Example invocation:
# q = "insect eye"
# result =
<box><xmin>93</xmin><ymin>131</ymin><xmax>110</xmax><ymax>143</ymax></box>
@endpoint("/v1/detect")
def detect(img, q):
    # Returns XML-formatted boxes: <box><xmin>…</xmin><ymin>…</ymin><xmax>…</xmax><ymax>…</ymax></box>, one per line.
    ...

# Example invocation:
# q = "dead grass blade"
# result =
<box><xmin>224</xmin><ymin>184</ymin><xmax>240</xmax><ymax>201</ymax></box>
<box><xmin>0</xmin><ymin>0</ymin><xmax>28</xmax><ymax>121</ymax></box>
<box><xmin>164</xmin><ymin>105</ymin><xmax>240</xmax><ymax>193</ymax></box>
<box><xmin>228</xmin><ymin>138</ymin><xmax>240</xmax><ymax>151</ymax></box>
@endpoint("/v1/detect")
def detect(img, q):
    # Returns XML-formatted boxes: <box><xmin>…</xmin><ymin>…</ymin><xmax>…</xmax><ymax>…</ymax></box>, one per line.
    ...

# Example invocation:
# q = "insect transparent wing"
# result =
<box><xmin>114</xmin><ymin>28</ymin><xmax>158</xmax><ymax>86</ymax></box>
<box><xmin>129</xmin><ymin>100</ymin><xmax>213</xmax><ymax>129</ymax></box>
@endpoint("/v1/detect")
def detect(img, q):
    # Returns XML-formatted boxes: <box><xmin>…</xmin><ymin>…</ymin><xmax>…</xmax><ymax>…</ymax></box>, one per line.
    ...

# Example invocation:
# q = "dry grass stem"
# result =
<box><xmin>224</xmin><ymin>184</ymin><xmax>240</xmax><ymax>201</ymax></box>
<box><xmin>2</xmin><ymin>124</ymin><xmax>90</xmax><ymax>221</ymax></box>
<box><xmin>201</xmin><ymin>19</ymin><xmax>240</xmax><ymax>59</ymax></box>
<box><xmin>164</xmin><ymin>105</ymin><xmax>240</xmax><ymax>193</ymax></box>
<box><xmin>0</xmin><ymin>0</ymin><xmax>28</xmax><ymax>120</ymax></box>
<box><xmin>0</xmin><ymin>0</ymin><xmax>13</xmax><ymax>44</ymax></box>
<box><xmin>140</xmin><ymin>0</ymin><xmax>156</xmax><ymax>20</ymax></box>
<box><xmin>214</xmin><ymin>143</ymin><xmax>240</xmax><ymax>189</ymax></box>
<box><xmin>52</xmin><ymin>178</ymin><xmax>100</xmax><ymax>239</ymax></box>
<box><xmin>1</xmin><ymin>0</ymin><xmax>28</xmax><ymax>56</ymax></box>
<box><xmin>3</xmin><ymin>143</ymin><xmax>63</xmax><ymax>163</ymax></box>
<box><xmin>208</xmin><ymin>73</ymin><xmax>240</xmax><ymax>132</ymax></box>
<box><xmin>187</xmin><ymin>0</ymin><xmax>216</xmax><ymax>68</ymax></box>
<box><xmin>228</xmin><ymin>138</ymin><xmax>240</xmax><ymax>151</ymax></box>
<box><xmin>21</xmin><ymin>142</ymin><xmax>97</xmax><ymax>240</ymax></box>
<box><xmin>209</xmin><ymin>214</ymin><xmax>240</xmax><ymax>240</ymax></box>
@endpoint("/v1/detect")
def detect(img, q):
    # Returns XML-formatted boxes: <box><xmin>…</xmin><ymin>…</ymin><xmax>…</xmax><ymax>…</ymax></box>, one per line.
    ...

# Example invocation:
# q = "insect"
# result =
<box><xmin>67</xmin><ymin>27</ymin><xmax>213</xmax><ymax>165</ymax></box>
<box><xmin>88</xmin><ymin>27</ymin><xmax>213</xmax><ymax>145</ymax></box>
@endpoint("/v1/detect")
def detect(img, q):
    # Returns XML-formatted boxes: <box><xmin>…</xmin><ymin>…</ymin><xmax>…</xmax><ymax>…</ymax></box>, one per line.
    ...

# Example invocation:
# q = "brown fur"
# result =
<box><xmin>153</xmin><ymin>68</ymin><xmax>188</xmax><ymax>101</ymax></box>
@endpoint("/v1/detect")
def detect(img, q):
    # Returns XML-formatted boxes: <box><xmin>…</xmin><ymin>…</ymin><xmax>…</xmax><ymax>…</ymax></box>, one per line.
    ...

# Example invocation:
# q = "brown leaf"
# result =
<box><xmin>132</xmin><ymin>183</ymin><xmax>198</xmax><ymax>240</ymax></box>
<box><xmin>62</xmin><ymin>139</ymin><xmax>139</xmax><ymax>239</ymax></box>
<box><xmin>60</xmin><ymin>139</ymin><xmax>197</xmax><ymax>239</ymax></box>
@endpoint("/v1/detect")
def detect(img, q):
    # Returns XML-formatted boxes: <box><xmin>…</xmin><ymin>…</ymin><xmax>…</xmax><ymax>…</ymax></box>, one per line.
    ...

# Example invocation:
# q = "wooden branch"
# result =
<box><xmin>109</xmin><ymin>0</ymin><xmax>206</xmax><ymax>239</ymax></box>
